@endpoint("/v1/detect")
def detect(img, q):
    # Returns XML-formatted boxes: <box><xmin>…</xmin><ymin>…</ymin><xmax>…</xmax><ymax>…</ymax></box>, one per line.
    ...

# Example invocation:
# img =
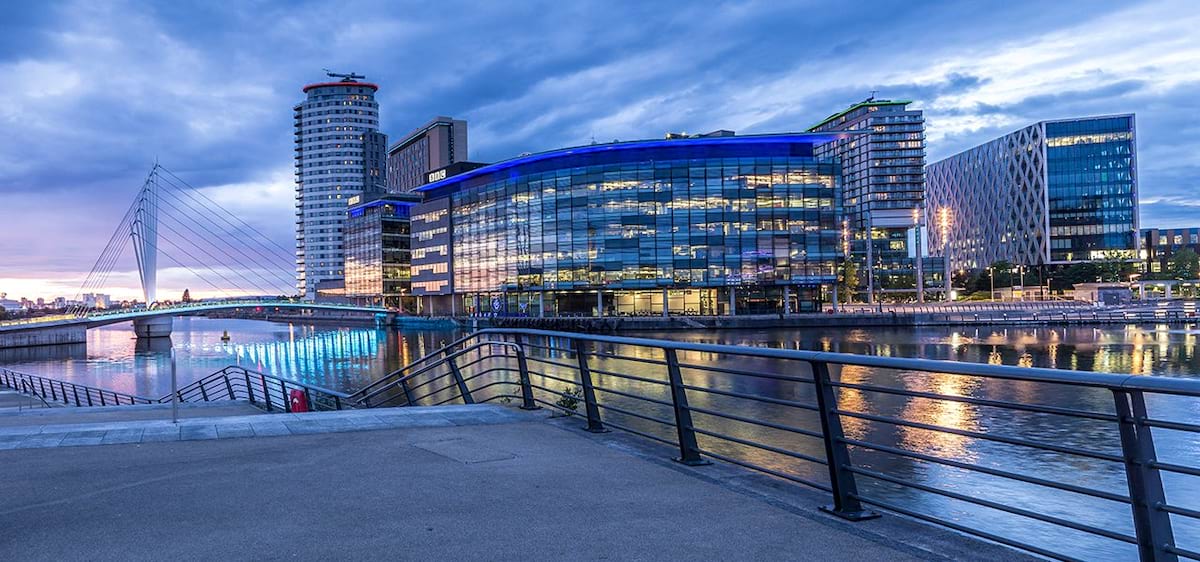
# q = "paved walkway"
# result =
<box><xmin>0</xmin><ymin>405</ymin><xmax>1030</xmax><ymax>561</ymax></box>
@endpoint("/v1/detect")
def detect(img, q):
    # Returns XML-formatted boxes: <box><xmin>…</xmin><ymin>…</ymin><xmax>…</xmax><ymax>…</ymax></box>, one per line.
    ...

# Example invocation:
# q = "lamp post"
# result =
<box><xmin>989</xmin><ymin>266</ymin><xmax>995</xmax><ymax>301</ymax></box>
<box><xmin>939</xmin><ymin>208</ymin><xmax>952</xmax><ymax>302</ymax></box>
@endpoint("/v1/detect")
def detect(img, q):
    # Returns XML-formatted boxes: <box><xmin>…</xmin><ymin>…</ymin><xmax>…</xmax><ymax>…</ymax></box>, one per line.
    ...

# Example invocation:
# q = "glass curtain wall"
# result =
<box><xmin>445</xmin><ymin>146</ymin><xmax>841</xmax><ymax>315</ymax></box>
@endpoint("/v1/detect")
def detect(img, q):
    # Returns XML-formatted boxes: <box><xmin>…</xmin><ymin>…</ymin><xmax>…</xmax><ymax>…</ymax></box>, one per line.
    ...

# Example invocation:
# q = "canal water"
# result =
<box><xmin>2</xmin><ymin>317</ymin><xmax>1198</xmax><ymax>559</ymax></box>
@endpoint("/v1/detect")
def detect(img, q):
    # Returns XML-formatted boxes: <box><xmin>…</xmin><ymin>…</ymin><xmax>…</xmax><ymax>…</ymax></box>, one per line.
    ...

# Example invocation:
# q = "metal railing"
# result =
<box><xmin>166</xmin><ymin>365</ymin><xmax>351</xmax><ymax>412</ymax></box>
<box><xmin>0</xmin><ymin>365</ymin><xmax>350</xmax><ymax>412</ymax></box>
<box><xmin>0</xmin><ymin>367</ymin><xmax>157</xmax><ymax>407</ymax></box>
<box><xmin>357</xmin><ymin>328</ymin><xmax>1200</xmax><ymax>562</ymax></box>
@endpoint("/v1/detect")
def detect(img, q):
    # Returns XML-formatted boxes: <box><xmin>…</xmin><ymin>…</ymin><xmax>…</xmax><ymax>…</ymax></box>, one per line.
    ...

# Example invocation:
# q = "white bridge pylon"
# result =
<box><xmin>130</xmin><ymin>169</ymin><xmax>159</xmax><ymax>305</ymax></box>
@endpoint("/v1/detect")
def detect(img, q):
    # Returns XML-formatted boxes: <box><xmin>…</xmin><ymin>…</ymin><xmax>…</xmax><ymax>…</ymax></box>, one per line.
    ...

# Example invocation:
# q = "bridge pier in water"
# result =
<box><xmin>133</xmin><ymin>316</ymin><xmax>173</xmax><ymax>339</ymax></box>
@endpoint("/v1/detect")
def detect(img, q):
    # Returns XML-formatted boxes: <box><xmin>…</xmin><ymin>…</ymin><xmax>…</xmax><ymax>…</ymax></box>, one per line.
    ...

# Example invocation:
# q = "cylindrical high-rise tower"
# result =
<box><xmin>294</xmin><ymin>75</ymin><xmax>381</xmax><ymax>298</ymax></box>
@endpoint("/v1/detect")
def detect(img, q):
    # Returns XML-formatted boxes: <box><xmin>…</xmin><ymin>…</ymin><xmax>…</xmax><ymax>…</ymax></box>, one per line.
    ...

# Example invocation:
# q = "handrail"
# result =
<box><xmin>348</xmin><ymin>332</ymin><xmax>481</xmax><ymax>400</ymax></box>
<box><xmin>369</xmin><ymin>328</ymin><xmax>1200</xmax><ymax>562</ymax></box>
<box><xmin>159</xmin><ymin>365</ymin><xmax>351</xmax><ymax>412</ymax></box>
<box><xmin>356</xmin><ymin>340</ymin><xmax>527</xmax><ymax>408</ymax></box>
<box><xmin>0</xmin><ymin>367</ymin><xmax>157</xmax><ymax>406</ymax></box>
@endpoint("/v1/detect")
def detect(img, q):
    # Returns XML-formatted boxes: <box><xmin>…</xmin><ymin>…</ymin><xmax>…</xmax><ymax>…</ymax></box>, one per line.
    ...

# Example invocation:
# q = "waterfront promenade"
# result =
<box><xmin>0</xmin><ymin>404</ymin><xmax>1027</xmax><ymax>561</ymax></box>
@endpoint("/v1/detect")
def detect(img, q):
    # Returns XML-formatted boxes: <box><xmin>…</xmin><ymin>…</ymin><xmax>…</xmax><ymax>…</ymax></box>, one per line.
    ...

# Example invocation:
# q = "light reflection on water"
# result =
<box><xmin>2</xmin><ymin>319</ymin><xmax>1199</xmax><ymax>559</ymax></box>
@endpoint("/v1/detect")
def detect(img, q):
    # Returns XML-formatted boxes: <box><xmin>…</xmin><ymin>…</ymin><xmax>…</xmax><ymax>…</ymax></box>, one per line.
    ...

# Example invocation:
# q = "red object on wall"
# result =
<box><xmin>289</xmin><ymin>389</ymin><xmax>309</xmax><ymax>413</ymax></box>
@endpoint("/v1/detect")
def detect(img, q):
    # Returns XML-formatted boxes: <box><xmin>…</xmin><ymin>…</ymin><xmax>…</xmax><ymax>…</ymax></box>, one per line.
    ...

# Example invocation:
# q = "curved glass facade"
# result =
<box><xmin>411</xmin><ymin>135</ymin><xmax>846</xmax><ymax>316</ymax></box>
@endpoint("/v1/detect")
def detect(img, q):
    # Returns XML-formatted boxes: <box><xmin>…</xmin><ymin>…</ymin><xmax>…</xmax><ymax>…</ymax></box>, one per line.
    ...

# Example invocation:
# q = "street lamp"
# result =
<box><xmin>988</xmin><ymin>266</ymin><xmax>995</xmax><ymax>302</ymax></box>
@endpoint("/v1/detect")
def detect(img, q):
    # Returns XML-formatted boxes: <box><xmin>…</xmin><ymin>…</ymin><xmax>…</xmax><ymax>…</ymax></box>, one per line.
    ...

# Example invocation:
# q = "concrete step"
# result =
<box><xmin>0</xmin><ymin>389</ymin><xmax>59</xmax><ymax>410</ymax></box>
<box><xmin>0</xmin><ymin>400</ymin><xmax>265</xmax><ymax>429</ymax></box>
<box><xmin>0</xmin><ymin>404</ymin><xmax>528</xmax><ymax>450</ymax></box>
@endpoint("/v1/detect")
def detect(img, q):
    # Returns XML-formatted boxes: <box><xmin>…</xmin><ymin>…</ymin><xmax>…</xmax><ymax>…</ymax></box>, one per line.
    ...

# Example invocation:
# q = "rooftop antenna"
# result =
<box><xmin>322</xmin><ymin>69</ymin><xmax>366</xmax><ymax>82</ymax></box>
<box><xmin>866</xmin><ymin>90</ymin><xmax>878</xmax><ymax>102</ymax></box>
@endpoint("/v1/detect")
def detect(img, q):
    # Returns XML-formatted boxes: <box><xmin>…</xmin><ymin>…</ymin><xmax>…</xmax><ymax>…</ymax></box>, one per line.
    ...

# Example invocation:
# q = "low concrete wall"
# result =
<box><xmin>0</xmin><ymin>325</ymin><xmax>88</xmax><ymax>349</ymax></box>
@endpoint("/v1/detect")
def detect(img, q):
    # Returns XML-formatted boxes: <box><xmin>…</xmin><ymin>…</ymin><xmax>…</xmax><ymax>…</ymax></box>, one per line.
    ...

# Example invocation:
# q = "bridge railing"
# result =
<box><xmin>0</xmin><ymin>367</ymin><xmax>157</xmax><ymax>407</ymax></box>
<box><xmin>359</xmin><ymin>328</ymin><xmax>1200</xmax><ymax>562</ymax></box>
<box><xmin>166</xmin><ymin>366</ymin><xmax>352</xmax><ymax>412</ymax></box>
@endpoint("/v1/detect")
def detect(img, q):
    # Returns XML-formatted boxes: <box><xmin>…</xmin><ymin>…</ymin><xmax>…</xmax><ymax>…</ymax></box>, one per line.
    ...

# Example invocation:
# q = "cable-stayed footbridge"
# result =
<box><xmin>1</xmin><ymin>165</ymin><xmax>385</xmax><ymax>348</ymax></box>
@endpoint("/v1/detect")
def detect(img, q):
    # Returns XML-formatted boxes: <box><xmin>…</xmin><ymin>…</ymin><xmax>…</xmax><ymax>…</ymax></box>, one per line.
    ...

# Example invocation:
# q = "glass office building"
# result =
<box><xmin>343</xmin><ymin>193</ymin><xmax>421</xmax><ymax>309</ymax></box>
<box><xmin>410</xmin><ymin>133</ymin><xmax>848</xmax><ymax>316</ymax></box>
<box><xmin>808</xmin><ymin>99</ymin><xmax>931</xmax><ymax>302</ymax></box>
<box><xmin>926</xmin><ymin>114</ymin><xmax>1138</xmax><ymax>269</ymax></box>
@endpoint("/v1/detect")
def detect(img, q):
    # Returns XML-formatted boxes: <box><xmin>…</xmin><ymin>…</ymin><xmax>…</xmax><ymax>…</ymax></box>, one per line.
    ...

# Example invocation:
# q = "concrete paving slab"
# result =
<box><xmin>214</xmin><ymin>424</ymin><xmax>254</xmax><ymax>439</ymax></box>
<box><xmin>178</xmin><ymin>425</ymin><xmax>218</xmax><ymax>441</ymax></box>
<box><xmin>0</xmin><ymin>420</ymin><xmax>942</xmax><ymax>561</ymax></box>
<box><xmin>100</xmin><ymin>429</ymin><xmax>144</xmax><ymax>445</ymax></box>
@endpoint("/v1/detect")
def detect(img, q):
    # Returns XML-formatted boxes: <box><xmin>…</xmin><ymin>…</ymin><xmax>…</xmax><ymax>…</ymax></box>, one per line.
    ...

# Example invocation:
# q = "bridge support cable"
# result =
<box><xmin>153</xmin><ymin>177</ymin><xmax>297</xmax><ymax>275</ymax></box>
<box><xmin>67</xmin><ymin>177</ymin><xmax>146</xmax><ymax>317</ymax></box>
<box><xmin>153</xmin><ymin>167</ymin><xmax>295</xmax><ymax>267</ymax></box>
<box><xmin>149</xmin><ymin>201</ymin><xmax>286</xmax><ymax>297</ymax></box>
<box><xmin>130</xmin><ymin>228</ymin><xmax>238</xmax><ymax>300</ymax></box>
<box><xmin>149</xmin><ymin>181</ymin><xmax>295</xmax><ymax>293</ymax></box>
<box><xmin>150</xmin><ymin>169</ymin><xmax>295</xmax><ymax>294</ymax></box>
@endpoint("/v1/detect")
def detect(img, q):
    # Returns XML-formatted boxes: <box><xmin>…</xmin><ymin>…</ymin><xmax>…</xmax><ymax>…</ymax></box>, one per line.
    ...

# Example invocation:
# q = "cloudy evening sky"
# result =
<box><xmin>1</xmin><ymin>0</ymin><xmax>1198</xmax><ymax>301</ymax></box>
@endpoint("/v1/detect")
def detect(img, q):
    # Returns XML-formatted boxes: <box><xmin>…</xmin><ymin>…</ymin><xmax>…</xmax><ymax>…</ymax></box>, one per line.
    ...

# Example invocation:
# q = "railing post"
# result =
<box><xmin>573</xmin><ymin>338</ymin><xmax>608</xmax><ymax>433</ymax></box>
<box><xmin>281</xmin><ymin>380</ymin><xmax>292</xmax><ymax>413</ymax></box>
<box><xmin>304</xmin><ymin>387</ymin><xmax>313</xmax><ymax>411</ymax></box>
<box><xmin>446</xmin><ymin>352</ymin><xmax>475</xmax><ymax>404</ymax></box>
<box><xmin>334</xmin><ymin>395</ymin><xmax>342</xmax><ymax>410</ymax></box>
<box><xmin>244</xmin><ymin>371</ymin><xmax>255</xmax><ymax>404</ymax></box>
<box><xmin>223</xmin><ymin>375</ymin><xmax>234</xmax><ymax>400</ymax></box>
<box><xmin>49</xmin><ymin>380</ymin><xmax>57</xmax><ymax>402</ymax></box>
<box><xmin>39</xmin><ymin>378</ymin><xmax>47</xmax><ymax>399</ymax></box>
<box><xmin>400</xmin><ymin>378</ymin><xmax>414</xmax><ymax>406</ymax></box>
<box><xmin>811</xmin><ymin>360</ymin><xmax>879</xmax><ymax>521</ymax></box>
<box><xmin>1113</xmin><ymin>389</ymin><xmax>1178</xmax><ymax>562</ymax></box>
<box><xmin>664</xmin><ymin>348</ymin><xmax>709</xmax><ymax>466</ymax></box>
<box><xmin>513</xmin><ymin>335</ymin><xmax>539</xmax><ymax>410</ymax></box>
<box><xmin>85</xmin><ymin>388</ymin><xmax>93</xmax><ymax>406</ymax></box>
<box><xmin>260</xmin><ymin>374</ymin><xmax>272</xmax><ymax>412</ymax></box>
<box><xmin>72</xmin><ymin>386</ymin><xmax>81</xmax><ymax>407</ymax></box>
<box><xmin>199</xmin><ymin>380</ymin><xmax>209</xmax><ymax>401</ymax></box>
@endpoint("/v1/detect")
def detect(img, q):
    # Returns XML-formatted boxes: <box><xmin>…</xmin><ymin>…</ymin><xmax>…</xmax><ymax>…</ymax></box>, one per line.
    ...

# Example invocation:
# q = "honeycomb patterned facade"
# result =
<box><xmin>926</xmin><ymin>115</ymin><xmax>1138</xmax><ymax>270</ymax></box>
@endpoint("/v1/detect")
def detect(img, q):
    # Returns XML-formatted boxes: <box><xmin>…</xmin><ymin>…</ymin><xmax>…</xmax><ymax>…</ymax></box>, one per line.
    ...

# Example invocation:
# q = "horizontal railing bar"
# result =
<box><xmin>850</xmin><ymin>466</ymin><xmax>1138</xmax><ymax>544</ymax></box>
<box><xmin>353</xmin><ymin>332</ymin><xmax>482</xmax><ymax>396</ymax></box>
<box><xmin>684</xmin><ymin>404</ymin><xmax>825</xmax><ymax>440</ymax></box>
<box><xmin>681</xmin><ymin>384</ymin><xmax>821</xmax><ymax>412</ymax></box>
<box><xmin>527</xmin><ymin>370</ymin><xmax>579</xmax><ymax>388</ymax></box>
<box><xmin>677</xmin><ymin>361</ymin><xmax>816</xmax><ymax>384</ymax></box>
<box><xmin>700</xmin><ymin>449</ymin><xmax>831</xmax><ymax>492</ymax></box>
<box><xmin>531</xmin><ymin>396</ymin><xmax>678</xmax><ymax>447</ymax></box>
<box><xmin>834</xmin><ymin>408</ymin><xmax>1125</xmax><ymax>463</ymax></box>
<box><xmin>476</xmin><ymin>329</ymin><xmax>1200</xmax><ymax>397</ymax></box>
<box><xmin>583</xmin><ymin>350</ymin><xmax>669</xmax><ymax>367</ymax></box>
<box><xmin>831</xmin><ymin>380</ymin><xmax>1119</xmax><ymax>422</ymax></box>
<box><xmin>690</xmin><ymin>426</ymin><xmax>827</xmax><ymax>466</ymax></box>
<box><xmin>524</xmin><ymin>355</ymin><xmax>579</xmax><ymax>371</ymax></box>
<box><xmin>839</xmin><ymin>437</ymin><xmax>1131</xmax><ymax>503</ymax></box>
<box><xmin>581</xmin><ymin>366</ymin><xmax>671</xmax><ymax>387</ymax></box>
<box><xmin>409</xmin><ymin>382</ymin><xmax>465</xmax><ymax>405</ymax></box>
<box><xmin>583</xmin><ymin>399</ymin><xmax>678</xmax><ymax>428</ymax></box>
<box><xmin>1142</xmin><ymin>417</ymin><xmax>1200</xmax><ymax>434</ymax></box>
<box><xmin>589</xmin><ymin>384</ymin><xmax>676</xmax><ymax>408</ymax></box>
<box><xmin>430</xmin><ymin>380</ymin><xmax>516</xmax><ymax>406</ymax></box>
<box><xmin>1165</xmin><ymin>544</ymin><xmax>1200</xmax><ymax>561</ymax></box>
<box><xmin>848</xmin><ymin>494</ymin><xmax>1082</xmax><ymax>562</ymax></box>
<box><xmin>1150</xmin><ymin>460</ymin><xmax>1200</xmax><ymax>477</ymax></box>
<box><xmin>1161</xmin><ymin>503</ymin><xmax>1200</xmax><ymax>521</ymax></box>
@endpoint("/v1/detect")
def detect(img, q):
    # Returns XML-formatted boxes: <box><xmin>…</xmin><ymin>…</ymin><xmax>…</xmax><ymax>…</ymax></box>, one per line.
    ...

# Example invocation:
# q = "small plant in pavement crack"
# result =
<box><xmin>555</xmin><ymin>385</ymin><xmax>582</xmax><ymax>415</ymax></box>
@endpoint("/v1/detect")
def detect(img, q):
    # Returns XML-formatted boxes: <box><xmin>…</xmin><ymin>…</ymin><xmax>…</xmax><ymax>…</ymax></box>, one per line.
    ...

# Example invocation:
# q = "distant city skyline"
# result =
<box><xmin>1</xmin><ymin>0</ymin><xmax>1198</xmax><ymax>300</ymax></box>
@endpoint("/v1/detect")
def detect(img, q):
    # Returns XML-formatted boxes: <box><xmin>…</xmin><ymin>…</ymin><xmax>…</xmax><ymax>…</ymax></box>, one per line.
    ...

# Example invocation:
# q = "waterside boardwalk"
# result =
<box><xmin>0</xmin><ymin>404</ymin><xmax>1026</xmax><ymax>561</ymax></box>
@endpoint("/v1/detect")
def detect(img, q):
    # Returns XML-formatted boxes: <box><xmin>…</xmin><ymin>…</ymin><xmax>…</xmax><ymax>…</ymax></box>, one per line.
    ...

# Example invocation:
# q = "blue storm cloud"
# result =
<box><xmin>0</xmin><ymin>0</ymin><xmax>1197</xmax><ymax>297</ymax></box>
